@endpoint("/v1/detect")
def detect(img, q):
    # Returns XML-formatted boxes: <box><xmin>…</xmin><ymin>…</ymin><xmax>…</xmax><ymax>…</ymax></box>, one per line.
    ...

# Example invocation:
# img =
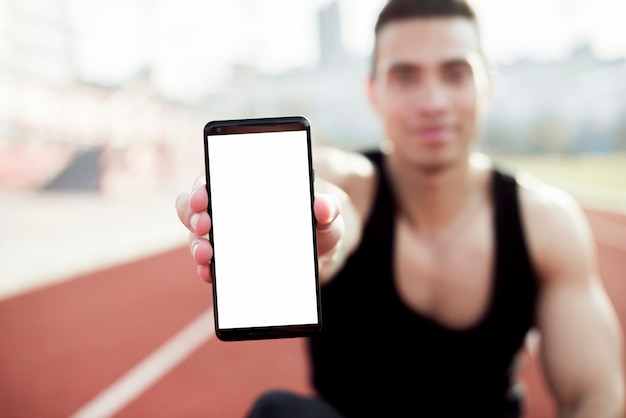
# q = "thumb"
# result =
<box><xmin>314</xmin><ymin>193</ymin><xmax>341</xmax><ymax>227</ymax></box>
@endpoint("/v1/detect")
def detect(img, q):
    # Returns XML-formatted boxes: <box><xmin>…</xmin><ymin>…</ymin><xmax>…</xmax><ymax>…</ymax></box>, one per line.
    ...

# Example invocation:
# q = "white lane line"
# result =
<box><xmin>69</xmin><ymin>308</ymin><xmax>214</xmax><ymax>418</ymax></box>
<box><xmin>588</xmin><ymin>214</ymin><xmax>626</xmax><ymax>252</ymax></box>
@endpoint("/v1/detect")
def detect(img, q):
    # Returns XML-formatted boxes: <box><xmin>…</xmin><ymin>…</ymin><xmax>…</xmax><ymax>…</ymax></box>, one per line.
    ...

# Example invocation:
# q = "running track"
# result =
<box><xmin>1</xmin><ymin>209</ymin><xmax>625</xmax><ymax>418</ymax></box>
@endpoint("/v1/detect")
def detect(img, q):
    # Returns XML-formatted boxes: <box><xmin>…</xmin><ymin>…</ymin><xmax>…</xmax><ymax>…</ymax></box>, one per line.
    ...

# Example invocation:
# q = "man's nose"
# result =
<box><xmin>413</xmin><ymin>80</ymin><xmax>448</xmax><ymax>114</ymax></box>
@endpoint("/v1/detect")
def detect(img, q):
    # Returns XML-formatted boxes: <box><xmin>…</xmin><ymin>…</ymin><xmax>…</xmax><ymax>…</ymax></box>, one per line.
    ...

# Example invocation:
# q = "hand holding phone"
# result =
<box><xmin>204</xmin><ymin>116</ymin><xmax>321</xmax><ymax>341</ymax></box>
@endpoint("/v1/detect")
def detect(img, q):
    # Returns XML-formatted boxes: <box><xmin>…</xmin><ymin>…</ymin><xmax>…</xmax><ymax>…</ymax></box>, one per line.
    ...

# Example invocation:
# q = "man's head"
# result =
<box><xmin>368</xmin><ymin>0</ymin><xmax>491</xmax><ymax>173</ymax></box>
<box><xmin>372</xmin><ymin>0</ymin><xmax>480</xmax><ymax>77</ymax></box>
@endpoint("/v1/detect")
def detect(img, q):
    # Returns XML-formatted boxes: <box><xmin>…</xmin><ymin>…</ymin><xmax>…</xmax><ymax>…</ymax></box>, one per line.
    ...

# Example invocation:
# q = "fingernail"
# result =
<box><xmin>190</xmin><ymin>213</ymin><xmax>200</xmax><ymax>231</ymax></box>
<box><xmin>192</xmin><ymin>241</ymin><xmax>199</xmax><ymax>259</ymax></box>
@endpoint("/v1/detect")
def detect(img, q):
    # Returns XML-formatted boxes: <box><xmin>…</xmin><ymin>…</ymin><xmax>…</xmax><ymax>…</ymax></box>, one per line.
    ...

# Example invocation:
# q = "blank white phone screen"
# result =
<box><xmin>207</xmin><ymin>130</ymin><xmax>318</xmax><ymax>330</ymax></box>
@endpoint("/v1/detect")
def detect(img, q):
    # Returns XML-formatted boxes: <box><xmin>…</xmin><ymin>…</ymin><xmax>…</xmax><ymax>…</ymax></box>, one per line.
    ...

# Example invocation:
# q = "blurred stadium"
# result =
<box><xmin>1</xmin><ymin>0</ymin><xmax>625</xmax><ymax>197</ymax></box>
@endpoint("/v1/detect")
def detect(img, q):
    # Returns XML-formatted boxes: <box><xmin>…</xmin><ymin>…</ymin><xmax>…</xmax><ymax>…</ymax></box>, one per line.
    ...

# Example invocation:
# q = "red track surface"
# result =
<box><xmin>1</xmin><ymin>209</ymin><xmax>625</xmax><ymax>418</ymax></box>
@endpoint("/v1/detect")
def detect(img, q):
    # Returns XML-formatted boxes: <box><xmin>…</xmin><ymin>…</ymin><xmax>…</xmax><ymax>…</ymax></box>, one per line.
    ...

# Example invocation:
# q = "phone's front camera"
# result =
<box><xmin>216</xmin><ymin>127</ymin><xmax>222</xmax><ymax>133</ymax></box>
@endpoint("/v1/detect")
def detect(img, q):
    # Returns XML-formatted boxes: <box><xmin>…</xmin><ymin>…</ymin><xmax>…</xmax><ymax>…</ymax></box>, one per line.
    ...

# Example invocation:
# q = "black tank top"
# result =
<box><xmin>308</xmin><ymin>150</ymin><xmax>539</xmax><ymax>417</ymax></box>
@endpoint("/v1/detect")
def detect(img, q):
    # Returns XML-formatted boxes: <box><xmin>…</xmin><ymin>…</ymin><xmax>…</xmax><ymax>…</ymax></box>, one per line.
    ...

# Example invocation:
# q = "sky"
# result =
<box><xmin>66</xmin><ymin>0</ymin><xmax>626</xmax><ymax>101</ymax></box>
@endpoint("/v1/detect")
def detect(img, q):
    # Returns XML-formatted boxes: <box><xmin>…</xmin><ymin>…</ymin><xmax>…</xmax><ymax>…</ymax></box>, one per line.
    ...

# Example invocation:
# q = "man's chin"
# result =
<box><xmin>408</xmin><ymin>153</ymin><xmax>462</xmax><ymax>175</ymax></box>
<box><xmin>386</xmin><ymin>143</ymin><xmax>465</xmax><ymax>174</ymax></box>
<box><xmin>413</xmin><ymin>160</ymin><xmax>453</xmax><ymax>175</ymax></box>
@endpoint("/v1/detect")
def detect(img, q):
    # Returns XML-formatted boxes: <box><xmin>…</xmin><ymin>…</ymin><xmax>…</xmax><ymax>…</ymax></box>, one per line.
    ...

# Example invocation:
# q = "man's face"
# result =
<box><xmin>368</xmin><ymin>17</ymin><xmax>490</xmax><ymax>172</ymax></box>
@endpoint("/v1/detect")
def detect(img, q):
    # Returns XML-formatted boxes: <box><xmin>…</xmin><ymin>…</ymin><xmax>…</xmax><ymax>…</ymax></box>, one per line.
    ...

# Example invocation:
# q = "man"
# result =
<box><xmin>176</xmin><ymin>0</ymin><xmax>624</xmax><ymax>416</ymax></box>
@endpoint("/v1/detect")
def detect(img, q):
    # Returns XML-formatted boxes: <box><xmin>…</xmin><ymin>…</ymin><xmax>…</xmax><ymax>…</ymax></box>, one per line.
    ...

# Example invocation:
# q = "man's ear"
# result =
<box><xmin>470</xmin><ymin>53</ymin><xmax>496</xmax><ymax>113</ymax></box>
<box><xmin>485</xmin><ymin>62</ymin><xmax>498</xmax><ymax>100</ymax></box>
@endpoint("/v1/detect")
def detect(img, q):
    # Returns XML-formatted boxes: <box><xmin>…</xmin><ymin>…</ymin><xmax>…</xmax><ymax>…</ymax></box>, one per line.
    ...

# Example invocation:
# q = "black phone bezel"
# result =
<box><xmin>203</xmin><ymin>116</ymin><xmax>321</xmax><ymax>341</ymax></box>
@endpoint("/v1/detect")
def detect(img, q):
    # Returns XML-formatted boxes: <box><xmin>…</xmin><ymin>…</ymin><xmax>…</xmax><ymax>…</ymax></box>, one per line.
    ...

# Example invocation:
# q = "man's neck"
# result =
<box><xmin>384</xmin><ymin>152</ymin><xmax>486</xmax><ymax>235</ymax></box>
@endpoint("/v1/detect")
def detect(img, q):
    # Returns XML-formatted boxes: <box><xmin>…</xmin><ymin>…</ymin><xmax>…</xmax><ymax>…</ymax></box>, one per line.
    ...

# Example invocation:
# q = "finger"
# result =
<box><xmin>197</xmin><ymin>264</ymin><xmax>212</xmax><ymax>283</ymax></box>
<box><xmin>175</xmin><ymin>191</ymin><xmax>193</xmax><ymax>229</ymax></box>
<box><xmin>316</xmin><ymin>210</ymin><xmax>345</xmax><ymax>257</ymax></box>
<box><xmin>314</xmin><ymin>193</ymin><xmax>341</xmax><ymax>227</ymax></box>
<box><xmin>189</xmin><ymin>183</ymin><xmax>208</xmax><ymax>214</ymax></box>
<box><xmin>313</xmin><ymin>194</ymin><xmax>344</xmax><ymax>256</ymax></box>
<box><xmin>189</xmin><ymin>184</ymin><xmax>210</xmax><ymax>235</ymax></box>
<box><xmin>176</xmin><ymin>188</ymin><xmax>210</xmax><ymax>235</ymax></box>
<box><xmin>192</xmin><ymin>236</ymin><xmax>213</xmax><ymax>283</ymax></box>
<box><xmin>189</xmin><ymin>232</ymin><xmax>213</xmax><ymax>266</ymax></box>
<box><xmin>190</xmin><ymin>211</ymin><xmax>211</xmax><ymax>236</ymax></box>
<box><xmin>192</xmin><ymin>172</ymin><xmax>205</xmax><ymax>189</ymax></box>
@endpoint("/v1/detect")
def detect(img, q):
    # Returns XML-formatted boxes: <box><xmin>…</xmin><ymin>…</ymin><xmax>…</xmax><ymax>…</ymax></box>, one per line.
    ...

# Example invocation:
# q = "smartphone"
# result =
<box><xmin>203</xmin><ymin>116</ymin><xmax>321</xmax><ymax>341</ymax></box>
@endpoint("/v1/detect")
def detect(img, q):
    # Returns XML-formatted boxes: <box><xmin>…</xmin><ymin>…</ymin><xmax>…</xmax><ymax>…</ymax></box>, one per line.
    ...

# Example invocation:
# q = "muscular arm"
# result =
<box><xmin>520</xmin><ymin>177</ymin><xmax>625</xmax><ymax>417</ymax></box>
<box><xmin>312</xmin><ymin>145</ymin><xmax>376</xmax><ymax>284</ymax></box>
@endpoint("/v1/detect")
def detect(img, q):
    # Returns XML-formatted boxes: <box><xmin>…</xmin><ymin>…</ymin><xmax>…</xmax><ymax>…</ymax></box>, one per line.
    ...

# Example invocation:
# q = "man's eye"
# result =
<box><xmin>391</xmin><ymin>71</ymin><xmax>416</xmax><ymax>85</ymax></box>
<box><xmin>445</xmin><ymin>68</ymin><xmax>470</xmax><ymax>83</ymax></box>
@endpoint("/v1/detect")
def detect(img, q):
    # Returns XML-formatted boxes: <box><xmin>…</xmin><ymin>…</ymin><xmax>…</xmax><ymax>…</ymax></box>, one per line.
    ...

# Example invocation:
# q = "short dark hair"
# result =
<box><xmin>371</xmin><ymin>0</ymin><xmax>480</xmax><ymax>76</ymax></box>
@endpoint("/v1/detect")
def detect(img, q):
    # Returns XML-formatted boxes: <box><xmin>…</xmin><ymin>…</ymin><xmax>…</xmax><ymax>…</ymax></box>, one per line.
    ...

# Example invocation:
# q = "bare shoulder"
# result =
<box><xmin>514</xmin><ymin>170</ymin><xmax>597</xmax><ymax>284</ymax></box>
<box><xmin>516</xmin><ymin>171</ymin><xmax>583</xmax><ymax>221</ymax></box>
<box><xmin>312</xmin><ymin>145</ymin><xmax>378</xmax><ymax>216</ymax></box>
<box><xmin>312</xmin><ymin>145</ymin><xmax>376</xmax><ymax>189</ymax></box>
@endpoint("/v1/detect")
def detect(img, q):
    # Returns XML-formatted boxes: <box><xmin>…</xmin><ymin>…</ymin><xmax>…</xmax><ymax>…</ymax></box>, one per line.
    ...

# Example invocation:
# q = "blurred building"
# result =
<box><xmin>0</xmin><ymin>0</ymin><xmax>204</xmax><ymax>194</ymax></box>
<box><xmin>318</xmin><ymin>1</ymin><xmax>350</xmax><ymax>70</ymax></box>
<box><xmin>203</xmin><ymin>2</ymin><xmax>626</xmax><ymax>155</ymax></box>
<box><xmin>198</xmin><ymin>0</ymin><xmax>383</xmax><ymax>150</ymax></box>
<box><xmin>483</xmin><ymin>45</ymin><xmax>626</xmax><ymax>154</ymax></box>
<box><xmin>0</xmin><ymin>0</ymin><xmax>74</xmax><ymax>85</ymax></box>
<box><xmin>3</xmin><ymin>0</ymin><xmax>624</xmax><ymax>195</ymax></box>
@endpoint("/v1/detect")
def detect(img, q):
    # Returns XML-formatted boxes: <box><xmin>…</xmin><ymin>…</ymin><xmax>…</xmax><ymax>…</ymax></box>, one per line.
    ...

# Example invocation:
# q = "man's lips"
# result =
<box><xmin>413</xmin><ymin>126</ymin><xmax>455</xmax><ymax>144</ymax></box>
